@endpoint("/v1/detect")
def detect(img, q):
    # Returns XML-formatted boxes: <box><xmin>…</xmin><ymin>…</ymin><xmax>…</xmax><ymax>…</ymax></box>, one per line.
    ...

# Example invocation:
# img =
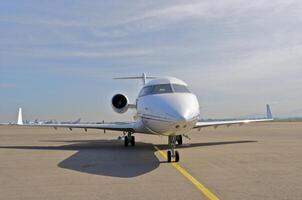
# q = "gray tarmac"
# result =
<box><xmin>0</xmin><ymin>122</ymin><xmax>301</xmax><ymax>200</ymax></box>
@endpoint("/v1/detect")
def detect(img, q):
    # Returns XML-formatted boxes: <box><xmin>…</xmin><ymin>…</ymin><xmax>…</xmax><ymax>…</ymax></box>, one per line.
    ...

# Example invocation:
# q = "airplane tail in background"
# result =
<box><xmin>73</xmin><ymin>118</ymin><xmax>81</xmax><ymax>124</ymax></box>
<box><xmin>17</xmin><ymin>108</ymin><xmax>23</xmax><ymax>125</ymax></box>
<box><xmin>113</xmin><ymin>73</ymin><xmax>157</xmax><ymax>85</ymax></box>
<box><xmin>266</xmin><ymin>104</ymin><xmax>273</xmax><ymax>119</ymax></box>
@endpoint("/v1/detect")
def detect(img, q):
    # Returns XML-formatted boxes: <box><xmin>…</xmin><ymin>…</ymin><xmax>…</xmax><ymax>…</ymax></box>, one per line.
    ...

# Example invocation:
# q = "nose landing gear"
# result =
<box><xmin>124</xmin><ymin>132</ymin><xmax>135</xmax><ymax>147</ymax></box>
<box><xmin>176</xmin><ymin>135</ymin><xmax>183</xmax><ymax>145</ymax></box>
<box><xmin>167</xmin><ymin>135</ymin><xmax>180</xmax><ymax>162</ymax></box>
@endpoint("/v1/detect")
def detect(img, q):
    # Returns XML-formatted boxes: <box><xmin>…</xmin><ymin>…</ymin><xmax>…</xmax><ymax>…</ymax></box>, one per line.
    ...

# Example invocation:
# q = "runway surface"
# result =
<box><xmin>0</xmin><ymin>122</ymin><xmax>301</xmax><ymax>200</ymax></box>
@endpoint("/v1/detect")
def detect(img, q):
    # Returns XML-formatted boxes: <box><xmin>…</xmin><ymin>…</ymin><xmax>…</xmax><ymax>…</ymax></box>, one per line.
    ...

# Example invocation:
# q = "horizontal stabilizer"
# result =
<box><xmin>113</xmin><ymin>73</ymin><xmax>157</xmax><ymax>85</ymax></box>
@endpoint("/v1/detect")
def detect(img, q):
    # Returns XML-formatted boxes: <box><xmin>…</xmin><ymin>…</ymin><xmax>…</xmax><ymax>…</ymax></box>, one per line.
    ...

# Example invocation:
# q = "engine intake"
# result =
<box><xmin>111</xmin><ymin>94</ymin><xmax>129</xmax><ymax>114</ymax></box>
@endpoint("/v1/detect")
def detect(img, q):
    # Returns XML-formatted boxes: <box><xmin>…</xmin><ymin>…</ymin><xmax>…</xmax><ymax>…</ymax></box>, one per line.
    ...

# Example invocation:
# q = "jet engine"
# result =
<box><xmin>111</xmin><ymin>94</ymin><xmax>129</xmax><ymax>114</ymax></box>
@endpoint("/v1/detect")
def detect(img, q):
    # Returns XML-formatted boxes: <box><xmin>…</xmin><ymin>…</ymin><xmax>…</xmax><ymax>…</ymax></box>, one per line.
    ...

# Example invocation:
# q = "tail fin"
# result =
<box><xmin>17</xmin><ymin>108</ymin><xmax>23</xmax><ymax>125</ymax></box>
<box><xmin>113</xmin><ymin>73</ymin><xmax>157</xmax><ymax>85</ymax></box>
<box><xmin>266</xmin><ymin>104</ymin><xmax>273</xmax><ymax>119</ymax></box>
<box><xmin>73</xmin><ymin>118</ymin><xmax>81</xmax><ymax>124</ymax></box>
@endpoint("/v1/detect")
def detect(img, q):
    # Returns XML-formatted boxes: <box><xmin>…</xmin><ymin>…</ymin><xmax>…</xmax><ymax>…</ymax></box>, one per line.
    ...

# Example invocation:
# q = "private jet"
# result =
<box><xmin>3</xmin><ymin>73</ymin><xmax>273</xmax><ymax>162</ymax></box>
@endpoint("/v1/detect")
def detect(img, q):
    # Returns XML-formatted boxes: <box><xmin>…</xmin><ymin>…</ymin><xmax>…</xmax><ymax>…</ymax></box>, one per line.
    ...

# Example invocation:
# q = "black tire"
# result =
<box><xmin>177</xmin><ymin>135</ymin><xmax>183</xmax><ymax>145</ymax></box>
<box><xmin>167</xmin><ymin>151</ymin><xmax>172</xmax><ymax>162</ymax></box>
<box><xmin>130</xmin><ymin>136</ymin><xmax>135</xmax><ymax>146</ymax></box>
<box><xmin>175</xmin><ymin>151</ymin><xmax>180</xmax><ymax>162</ymax></box>
<box><xmin>124</xmin><ymin>136</ymin><xmax>129</xmax><ymax>147</ymax></box>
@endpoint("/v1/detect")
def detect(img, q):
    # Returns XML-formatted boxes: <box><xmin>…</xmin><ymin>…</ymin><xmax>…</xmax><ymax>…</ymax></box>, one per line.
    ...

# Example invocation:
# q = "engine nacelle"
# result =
<box><xmin>111</xmin><ymin>94</ymin><xmax>129</xmax><ymax>114</ymax></box>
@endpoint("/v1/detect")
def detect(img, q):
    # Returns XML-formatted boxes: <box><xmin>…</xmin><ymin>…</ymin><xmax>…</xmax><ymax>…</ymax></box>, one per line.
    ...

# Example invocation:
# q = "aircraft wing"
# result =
<box><xmin>194</xmin><ymin>118</ymin><xmax>272</xmax><ymax>128</ymax></box>
<box><xmin>194</xmin><ymin>104</ymin><xmax>273</xmax><ymax>129</ymax></box>
<box><xmin>7</xmin><ymin>122</ymin><xmax>136</xmax><ymax>132</ymax></box>
<box><xmin>1</xmin><ymin>108</ymin><xmax>136</xmax><ymax>132</ymax></box>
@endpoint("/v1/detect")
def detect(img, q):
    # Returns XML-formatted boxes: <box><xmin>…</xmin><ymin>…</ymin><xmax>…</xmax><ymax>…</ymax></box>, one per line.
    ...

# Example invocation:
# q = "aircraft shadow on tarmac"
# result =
<box><xmin>0</xmin><ymin>139</ymin><xmax>257</xmax><ymax>178</ymax></box>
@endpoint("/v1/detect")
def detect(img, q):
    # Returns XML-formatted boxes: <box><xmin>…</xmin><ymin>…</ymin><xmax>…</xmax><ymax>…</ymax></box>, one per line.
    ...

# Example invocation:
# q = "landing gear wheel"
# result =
<box><xmin>124</xmin><ymin>136</ymin><xmax>129</xmax><ymax>147</ymax></box>
<box><xmin>176</xmin><ymin>135</ymin><xmax>183</xmax><ymax>145</ymax></box>
<box><xmin>130</xmin><ymin>136</ymin><xmax>135</xmax><ymax>146</ymax></box>
<box><xmin>175</xmin><ymin>151</ymin><xmax>180</xmax><ymax>162</ymax></box>
<box><xmin>167</xmin><ymin>151</ymin><xmax>172</xmax><ymax>162</ymax></box>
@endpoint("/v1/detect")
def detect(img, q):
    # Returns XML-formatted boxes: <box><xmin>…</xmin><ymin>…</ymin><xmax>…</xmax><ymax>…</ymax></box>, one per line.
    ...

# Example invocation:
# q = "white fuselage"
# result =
<box><xmin>134</xmin><ymin>79</ymin><xmax>200</xmax><ymax>136</ymax></box>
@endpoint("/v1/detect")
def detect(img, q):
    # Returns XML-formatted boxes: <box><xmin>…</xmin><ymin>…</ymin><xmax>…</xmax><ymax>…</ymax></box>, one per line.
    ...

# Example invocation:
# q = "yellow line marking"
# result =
<box><xmin>154</xmin><ymin>146</ymin><xmax>220</xmax><ymax>200</ymax></box>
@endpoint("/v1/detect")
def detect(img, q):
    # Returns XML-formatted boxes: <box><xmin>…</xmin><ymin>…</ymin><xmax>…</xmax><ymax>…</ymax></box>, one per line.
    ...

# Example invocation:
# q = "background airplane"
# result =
<box><xmin>2</xmin><ymin>73</ymin><xmax>273</xmax><ymax>162</ymax></box>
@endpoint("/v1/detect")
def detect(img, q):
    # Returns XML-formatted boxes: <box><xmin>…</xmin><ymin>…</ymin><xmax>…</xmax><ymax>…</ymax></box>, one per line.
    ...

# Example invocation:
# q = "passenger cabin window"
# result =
<box><xmin>172</xmin><ymin>84</ymin><xmax>191</xmax><ymax>93</ymax></box>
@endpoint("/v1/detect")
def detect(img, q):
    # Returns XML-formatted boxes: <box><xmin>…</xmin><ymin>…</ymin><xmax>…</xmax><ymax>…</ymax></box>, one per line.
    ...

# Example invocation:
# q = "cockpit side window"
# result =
<box><xmin>172</xmin><ymin>84</ymin><xmax>191</xmax><ymax>93</ymax></box>
<box><xmin>139</xmin><ymin>86</ymin><xmax>153</xmax><ymax>97</ymax></box>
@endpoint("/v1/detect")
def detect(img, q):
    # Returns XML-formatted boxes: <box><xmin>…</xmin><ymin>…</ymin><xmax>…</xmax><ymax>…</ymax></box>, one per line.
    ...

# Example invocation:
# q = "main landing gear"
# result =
<box><xmin>167</xmin><ymin>135</ymin><xmax>182</xmax><ymax>162</ymax></box>
<box><xmin>124</xmin><ymin>132</ymin><xmax>135</xmax><ymax>147</ymax></box>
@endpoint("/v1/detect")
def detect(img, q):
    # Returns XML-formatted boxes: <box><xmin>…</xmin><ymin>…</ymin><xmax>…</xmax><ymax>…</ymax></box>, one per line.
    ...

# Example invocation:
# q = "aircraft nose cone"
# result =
<box><xmin>163</xmin><ymin>96</ymin><xmax>199</xmax><ymax>123</ymax></box>
<box><xmin>170</xmin><ymin>107</ymin><xmax>193</xmax><ymax>122</ymax></box>
<box><xmin>145</xmin><ymin>93</ymin><xmax>199</xmax><ymax>124</ymax></box>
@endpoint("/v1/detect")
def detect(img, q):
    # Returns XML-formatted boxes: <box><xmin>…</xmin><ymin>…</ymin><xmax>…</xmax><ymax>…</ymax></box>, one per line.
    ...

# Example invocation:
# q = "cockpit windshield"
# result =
<box><xmin>153</xmin><ymin>84</ymin><xmax>173</xmax><ymax>94</ymax></box>
<box><xmin>139</xmin><ymin>84</ymin><xmax>191</xmax><ymax>97</ymax></box>
<box><xmin>172</xmin><ymin>84</ymin><xmax>191</xmax><ymax>93</ymax></box>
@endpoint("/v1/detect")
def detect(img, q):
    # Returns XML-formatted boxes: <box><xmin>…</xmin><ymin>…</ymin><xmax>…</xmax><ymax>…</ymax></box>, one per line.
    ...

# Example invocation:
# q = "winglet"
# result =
<box><xmin>113</xmin><ymin>73</ymin><xmax>157</xmax><ymax>85</ymax></box>
<box><xmin>266</xmin><ymin>104</ymin><xmax>273</xmax><ymax>119</ymax></box>
<box><xmin>17</xmin><ymin>108</ymin><xmax>23</xmax><ymax>125</ymax></box>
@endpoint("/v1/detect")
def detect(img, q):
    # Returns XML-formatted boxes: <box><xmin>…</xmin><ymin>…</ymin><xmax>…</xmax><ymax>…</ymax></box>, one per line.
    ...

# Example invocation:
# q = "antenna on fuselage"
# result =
<box><xmin>113</xmin><ymin>73</ymin><xmax>157</xmax><ymax>85</ymax></box>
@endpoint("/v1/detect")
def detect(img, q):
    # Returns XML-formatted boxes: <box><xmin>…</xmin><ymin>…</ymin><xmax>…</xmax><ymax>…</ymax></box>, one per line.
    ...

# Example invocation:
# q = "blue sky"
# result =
<box><xmin>1</xmin><ymin>0</ymin><xmax>302</xmax><ymax>122</ymax></box>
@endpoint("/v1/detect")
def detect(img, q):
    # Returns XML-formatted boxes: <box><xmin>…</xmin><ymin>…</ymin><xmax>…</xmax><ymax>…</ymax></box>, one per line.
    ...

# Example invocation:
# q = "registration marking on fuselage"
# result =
<box><xmin>154</xmin><ymin>146</ymin><xmax>220</xmax><ymax>200</ymax></box>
